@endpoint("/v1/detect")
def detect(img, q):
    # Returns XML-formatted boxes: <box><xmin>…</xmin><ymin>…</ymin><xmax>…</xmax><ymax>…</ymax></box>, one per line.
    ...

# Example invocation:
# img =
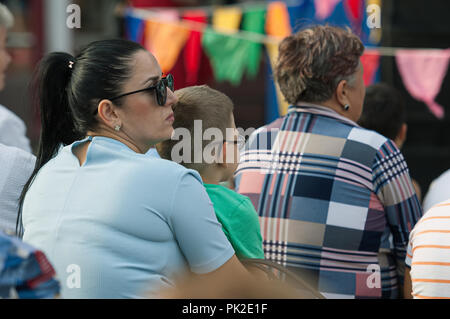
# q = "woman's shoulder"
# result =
<box><xmin>85</xmin><ymin>137</ymin><xmax>199</xmax><ymax>179</ymax></box>
<box><xmin>127</xmin><ymin>154</ymin><xmax>204</xmax><ymax>186</ymax></box>
<box><xmin>346</xmin><ymin>126</ymin><xmax>390</xmax><ymax>151</ymax></box>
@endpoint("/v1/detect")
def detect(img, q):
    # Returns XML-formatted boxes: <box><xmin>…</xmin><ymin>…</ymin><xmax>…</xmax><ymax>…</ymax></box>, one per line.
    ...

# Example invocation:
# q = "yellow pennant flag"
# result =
<box><xmin>265</xmin><ymin>2</ymin><xmax>292</xmax><ymax>117</ymax></box>
<box><xmin>212</xmin><ymin>6</ymin><xmax>242</xmax><ymax>33</ymax></box>
<box><xmin>367</xmin><ymin>0</ymin><xmax>382</xmax><ymax>44</ymax></box>
<box><xmin>145</xmin><ymin>11</ymin><xmax>190</xmax><ymax>74</ymax></box>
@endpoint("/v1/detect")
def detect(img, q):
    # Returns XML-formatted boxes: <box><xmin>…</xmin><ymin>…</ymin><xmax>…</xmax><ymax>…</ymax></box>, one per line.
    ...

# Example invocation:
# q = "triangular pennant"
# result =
<box><xmin>265</xmin><ymin>1</ymin><xmax>292</xmax><ymax>116</ymax></box>
<box><xmin>125</xmin><ymin>13</ymin><xmax>145</xmax><ymax>44</ymax></box>
<box><xmin>361</xmin><ymin>50</ymin><xmax>380</xmax><ymax>86</ymax></box>
<box><xmin>212</xmin><ymin>6</ymin><xmax>242</xmax><ymax>33</ymax></box>
<box><xmin>144</xmin><ymin>11</ymin><xmax>190</xmax><ymax>74</ymax></box>
<box><xmin>314</xmin><ymin>0</ymin><xmax>342</xmax><ymax>21</ymax></box>
<box><xmin>241</xmin><ymin>7</ymin><xmax>266</xmax><ymax>78</ymax></box>
<box><xmin>396</xmin><ymin>49</ymin><xmax>450</xmax><ymax>119</ymax></box>
<box><xmin>182</xmin><ymin>10</ymin><xmax>208</xmax><ymax>85</ymax></box>
<box><xmin>202</xmin><ymin>29</ymin><xmax>245</xmax><ymax>85</ymax></box>
<box><xmin>344</xmin><ymin>0</ymin><xmax>363</xmax><ymax>24</ymax></box>
<box><xmin>367</xmin><ymin>0</ymin><xmax>382</xmax><ymax>44</ymax></box>
<box><xmin>202</xmin><ymin>8</ymin><xmax>265</xmax><ymax>85</ymax></box>
<box><xmin>266</xmin><ymin>1</ymin><xmax>292</xmax><ymax>37</ymax></box>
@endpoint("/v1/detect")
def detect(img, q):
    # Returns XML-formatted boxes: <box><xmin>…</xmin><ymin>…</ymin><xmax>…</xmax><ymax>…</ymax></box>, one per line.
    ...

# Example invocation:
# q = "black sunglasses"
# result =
<box><xmin>94</xmin><ymin>74</ymin><xmax>174</xmax><ymax>115</ymax></box>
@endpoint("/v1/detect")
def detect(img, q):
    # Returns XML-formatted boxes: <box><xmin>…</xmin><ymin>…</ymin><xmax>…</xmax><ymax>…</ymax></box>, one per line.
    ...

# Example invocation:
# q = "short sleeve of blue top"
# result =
<box><xmin>22</xmin><ymin>137</ymin><xmax>235</xmax><ymax>299</ymax></box>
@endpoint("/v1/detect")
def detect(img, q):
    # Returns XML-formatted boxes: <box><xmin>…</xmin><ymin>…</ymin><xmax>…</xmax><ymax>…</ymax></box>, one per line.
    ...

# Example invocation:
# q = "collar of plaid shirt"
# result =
<box><xmin>289</xmin><ymin>103</ymin><xmax>361</xmax><ymax>128</ymax></box>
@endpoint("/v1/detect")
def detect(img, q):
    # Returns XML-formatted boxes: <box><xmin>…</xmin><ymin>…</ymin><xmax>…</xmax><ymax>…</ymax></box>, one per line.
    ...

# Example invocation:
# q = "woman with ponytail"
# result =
<box><xmin>18</xmin><ymin>39</ymin><xmax>247</xmax><ymax>299</ymax></box>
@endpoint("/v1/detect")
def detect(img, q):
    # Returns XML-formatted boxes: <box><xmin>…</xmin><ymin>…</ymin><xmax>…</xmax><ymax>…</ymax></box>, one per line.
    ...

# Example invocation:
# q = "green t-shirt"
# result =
<box><xmin>204</xmin><ymin>184</ymin><xmax>264</xmax><ymax>259</ymax></box>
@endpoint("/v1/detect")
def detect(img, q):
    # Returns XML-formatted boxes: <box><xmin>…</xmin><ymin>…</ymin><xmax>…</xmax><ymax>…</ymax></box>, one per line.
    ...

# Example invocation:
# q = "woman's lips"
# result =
<box><xmin>166</xmin><ymin>113</ymin><xmax>175</xmax><ymax>122</ymax></box>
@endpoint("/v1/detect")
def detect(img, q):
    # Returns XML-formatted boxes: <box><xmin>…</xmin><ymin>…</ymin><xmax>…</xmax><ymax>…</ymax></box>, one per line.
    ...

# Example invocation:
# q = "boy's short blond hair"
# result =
<box><xmin>157</xmin><ymin>85</ymin><xmax>234</xmax><ymax>174</ymax></box>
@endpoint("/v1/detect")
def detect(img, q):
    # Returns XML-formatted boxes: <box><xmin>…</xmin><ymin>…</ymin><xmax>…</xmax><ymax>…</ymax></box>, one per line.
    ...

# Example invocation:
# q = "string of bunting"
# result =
<box><xmin>125</xmin><ymin>0</ymin><xmax>450</xmax><ymax>119</ymax></box>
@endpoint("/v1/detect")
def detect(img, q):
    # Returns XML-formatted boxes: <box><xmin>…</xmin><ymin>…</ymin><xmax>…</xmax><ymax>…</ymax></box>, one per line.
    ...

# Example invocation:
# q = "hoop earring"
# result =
<box><xmin>343</xmin><ymin>104</ymin><xmax>350</xmax><ymax>111</ymax></box>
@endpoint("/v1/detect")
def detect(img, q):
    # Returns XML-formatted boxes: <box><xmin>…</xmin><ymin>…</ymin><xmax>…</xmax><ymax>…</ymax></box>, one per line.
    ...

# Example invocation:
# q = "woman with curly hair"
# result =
<box><xmin>235</xmin><ymin>25</ymin><xmax>423</xmax><ymax>299</ymax></box>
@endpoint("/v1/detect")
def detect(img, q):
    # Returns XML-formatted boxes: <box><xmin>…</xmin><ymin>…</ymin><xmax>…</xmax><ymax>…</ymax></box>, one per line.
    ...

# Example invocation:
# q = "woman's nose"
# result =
<box><xmin>165</xmin><ymin>87</ymin><xmax>178</xmax><ymax>106</ymax></box>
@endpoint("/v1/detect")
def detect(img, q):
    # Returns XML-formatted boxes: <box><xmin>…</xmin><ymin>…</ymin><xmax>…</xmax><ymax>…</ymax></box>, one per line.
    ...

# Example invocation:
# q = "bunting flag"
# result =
<box><xmin>124</xmin><ymin>2</ymin><xmax>448</xmax><ymax>124</ymax></box>
<box><xmin>182</xmin><ymin>10</ymin><xmax>208</xmax><ymax>85</ymax></box>
<box><xmin>344</xmin><ymin>0</ymin><xmax>364</xmax><ymax>27</ymax></box>
<box><xmin>239</xmin><ymin>7</ymin><xmax>266</xmax><ymax>78</ymax></box>
<box><xmin>125</xmin><ymin>12</ymin><xmax>145</xmax><ymax>44</ymax></box>
<box><xmin>265</xmin><ymin>1</ymin><xmax>292</xmax><ymax>117</ymax></box>
<box><xmin>202</xmin><ymin>6</ymin><xmax>266</xmax><ymax>85</ymax></box>
<box><xmin>396</xmin><ymin>49</ymin><xmax>450</xmax><ymax>119</ymax></box>
<box><xmin>361</xmin><ymin>50</ymin><xmax>380</xmax><ymax>86</ymax></box>
<box><xmin>315</xmin><ymin>0</ymin><xmax>341</xmax><ymax>21</ymax></box>
<box><xmin>144</xmin><ymin>11</ymin><xmax>190</xmax><ymax>73</ymax></box>
<box><xmin>367</xmin><ymin>0</ymin><xmax>382</xmax><ymax>44</ymax></box>
<box><xmin>202</xmin><ymin>7</ymin><xmax>243</xmax><ymax>84</ymax></box>
<box><xmin>212</xmin><ymin>7</ymin><xmax>242</xmax><ymax>33</ymax></box>
<box><xmin>130</xmin><ymin>0</ymin><xmax>176</xmax><ymax>7</ymax></box>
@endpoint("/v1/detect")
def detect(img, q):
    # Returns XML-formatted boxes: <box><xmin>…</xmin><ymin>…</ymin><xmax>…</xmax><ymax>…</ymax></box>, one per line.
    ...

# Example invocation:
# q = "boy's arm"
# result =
<box><xmin>228</xmin><ymin>198</ymin><xmax>265</xmax><ymax>259</ymax></box>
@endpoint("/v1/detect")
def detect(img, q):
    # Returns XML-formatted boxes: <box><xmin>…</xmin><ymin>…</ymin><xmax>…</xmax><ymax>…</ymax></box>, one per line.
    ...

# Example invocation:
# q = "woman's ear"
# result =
<box><xmin>96</xmin><ymin>99</ymin><xmax>121</xmax><ymax>128</ymax></box>
<box><xmin>336</xmin><ymin>79</ymin><xmax>351</xmax><ymax>107</ymax></box>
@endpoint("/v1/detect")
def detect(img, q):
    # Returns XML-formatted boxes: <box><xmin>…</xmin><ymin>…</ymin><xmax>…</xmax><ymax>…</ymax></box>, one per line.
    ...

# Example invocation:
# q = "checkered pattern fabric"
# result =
<box><xmin>235</xmin><ymin>105</ymin><xmax>422</xmax><ymax>299</ymax></box>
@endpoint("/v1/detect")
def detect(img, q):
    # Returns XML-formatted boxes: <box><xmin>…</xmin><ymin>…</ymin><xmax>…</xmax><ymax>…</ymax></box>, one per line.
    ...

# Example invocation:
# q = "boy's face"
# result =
<box><xmin>0</xmin><ymin>27</ymin><xmax>11</xmax><ymax>91</ymax></box>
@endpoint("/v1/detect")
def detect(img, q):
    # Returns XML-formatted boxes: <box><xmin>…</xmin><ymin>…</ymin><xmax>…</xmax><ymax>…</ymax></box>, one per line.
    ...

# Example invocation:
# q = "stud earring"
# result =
<box><xmin>114</xmin><ymin>125</ymin><xmax>121</xmax><ymax>132</ymax></box>
<box><xmin>343</xmin><ymin>104</ymin><xmax>350</xmax><ymax>111</ymax></box>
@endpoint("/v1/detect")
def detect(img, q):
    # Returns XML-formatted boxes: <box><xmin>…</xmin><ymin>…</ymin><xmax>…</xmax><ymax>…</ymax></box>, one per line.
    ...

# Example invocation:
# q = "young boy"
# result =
<box><xmin>157</xmin><ymin>85</ymin><xmax>264</xmax><ymax>260</ymax></box>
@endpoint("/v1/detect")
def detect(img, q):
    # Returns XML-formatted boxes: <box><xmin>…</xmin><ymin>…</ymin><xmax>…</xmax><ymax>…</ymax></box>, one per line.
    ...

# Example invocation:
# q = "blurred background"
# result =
<box><xmin>0</xmin><ymin>0</ymin><xmax>449</xmax><ymax>196</ymax></box>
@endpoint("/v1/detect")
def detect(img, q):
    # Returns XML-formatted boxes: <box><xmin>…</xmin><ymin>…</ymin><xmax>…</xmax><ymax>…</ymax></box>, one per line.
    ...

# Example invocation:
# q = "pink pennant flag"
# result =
<box><xmin>396</xmin><ymin>49</ymin><xmax>450</xmax><ymax>119</ymax></box>
<box><xmin>314</xmin><ymin>0</ymin><xmax>341</xmax><ymax>20</ymax></box>
<box><xmin>361</xmin><ymin>50</ymin><xmax>380</xmax><ymax>86</ymax></box>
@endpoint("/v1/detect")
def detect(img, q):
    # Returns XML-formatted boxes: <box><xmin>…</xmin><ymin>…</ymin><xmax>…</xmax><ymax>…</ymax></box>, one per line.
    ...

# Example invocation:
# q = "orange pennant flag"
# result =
<box><xmin>265</xmin><ymin>2</ymin><xmax>292</xmax><ymax>117</ymax></box>
<box><xmin>145</xmin><ymin>11</ymin><xmax>190</xmax><ymax>74</ymax></box>
<box><xmin>265</xmin><ymin>1</ymin><xmax>292</xmax><ymax>38</ymax></box>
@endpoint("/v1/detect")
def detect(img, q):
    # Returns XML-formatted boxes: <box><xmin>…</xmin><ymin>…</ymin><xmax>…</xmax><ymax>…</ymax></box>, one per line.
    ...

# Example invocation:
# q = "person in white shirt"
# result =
<box><xmin>0</xmin><ymin>3</ymin><xmax>32</xmax><ymax>153</ymax></box>
<box><xmin>422</xmin><ymin>169</ymin><xmax>450</xmax><ymax>212</ymax></box>
<box><xmin>0</xmin><ymin>143</ymin><xmax>35</xmax><ymax>234</ymax></box>
<box><xmin>0</xmin><ymin>4</ymin><xmax>35</xmax><ymax>234</ymax></box>
<box><xmin>0</xmin><ymin>105</ymin><xmax>32</xmax><ymax>153</ymax></box>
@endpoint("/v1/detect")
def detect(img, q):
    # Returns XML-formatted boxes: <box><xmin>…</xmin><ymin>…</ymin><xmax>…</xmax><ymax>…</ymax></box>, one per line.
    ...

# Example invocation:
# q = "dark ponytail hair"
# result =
<box><xmin>17</xmin><ymin>39</ymin><xmax>146</xmax><ymax>236</ymax></box>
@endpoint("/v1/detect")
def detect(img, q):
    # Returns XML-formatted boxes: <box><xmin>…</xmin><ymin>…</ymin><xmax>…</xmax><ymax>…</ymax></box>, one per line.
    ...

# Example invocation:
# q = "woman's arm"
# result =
<box><xmin>158</xmin><ymin>255</ymin><xmax>303</xmax><ymax>299</ymax></box>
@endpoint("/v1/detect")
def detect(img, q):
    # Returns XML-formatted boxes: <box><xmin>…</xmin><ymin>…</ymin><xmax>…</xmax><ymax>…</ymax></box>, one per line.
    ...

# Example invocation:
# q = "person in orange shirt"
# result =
<box><xmin>404</xmin><ymin>201</ymin><xmax>450</xmax><ymax>299</ymax></box>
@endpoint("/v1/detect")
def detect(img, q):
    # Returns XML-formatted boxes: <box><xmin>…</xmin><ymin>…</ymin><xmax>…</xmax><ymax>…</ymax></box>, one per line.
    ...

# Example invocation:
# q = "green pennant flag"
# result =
<box><xmin>241</xmin><ymin>7</ymin><xmax>266</xmax><ymax>78</ymax></box>
<box><xmin>202</xmin><ymin>7</ymin><xmax>266</xmax><ymax>85</ymax></box>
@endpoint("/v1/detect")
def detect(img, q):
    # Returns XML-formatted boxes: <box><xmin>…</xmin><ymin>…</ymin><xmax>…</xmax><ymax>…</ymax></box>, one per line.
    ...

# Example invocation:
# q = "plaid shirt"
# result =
<box><xmin>235</xmin><ymin>104</ymin><xmax>423</xmax><ymax>299</ymax></box>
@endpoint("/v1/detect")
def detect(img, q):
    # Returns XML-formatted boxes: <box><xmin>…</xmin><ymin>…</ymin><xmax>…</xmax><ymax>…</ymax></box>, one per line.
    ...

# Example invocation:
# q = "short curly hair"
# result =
<box><xmin>275</xmin><ymin>25</ymin><xmax>364</xmax><ymax>105</ymax></box>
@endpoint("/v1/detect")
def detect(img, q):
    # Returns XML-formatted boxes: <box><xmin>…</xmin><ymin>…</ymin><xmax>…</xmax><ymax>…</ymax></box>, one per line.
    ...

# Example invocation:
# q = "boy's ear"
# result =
<box><xmin>395</xmin><ymin>123</ymin><xmax>408</xmax><ymax>149</ymax></box>
<box><xmin>218</xmin><ymin>141</ymin><xmax>228</xmax><ymax>168</ymax></box>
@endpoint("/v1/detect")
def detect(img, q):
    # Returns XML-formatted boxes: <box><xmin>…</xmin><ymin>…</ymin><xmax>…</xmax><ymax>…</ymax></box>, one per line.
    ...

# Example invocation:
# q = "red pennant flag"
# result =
<box><xmin>182</xmin><ymin>10</ymin><xmax>208</xmax><ymax>86</ymax></box>
<box><xmin>361</xmin><ymin>50</ymin><xmax>380</xmax><ymax>86</ymax></box>
<box><xmin>344</xmin><ymin>0</ymin><xmax>364</xmax><ymax>31</ymax></box>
